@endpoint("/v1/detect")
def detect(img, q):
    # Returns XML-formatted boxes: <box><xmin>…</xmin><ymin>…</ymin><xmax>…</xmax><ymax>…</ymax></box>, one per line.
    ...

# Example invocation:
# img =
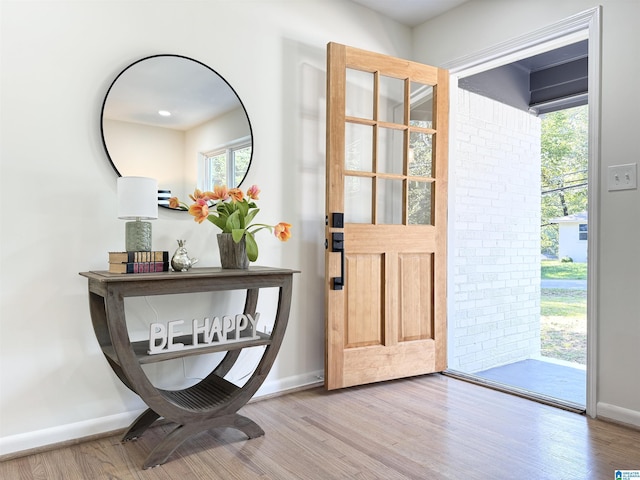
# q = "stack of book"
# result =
<box><xmin>108</xmin><ymin>251</ymin><xmax>170</xmax><ymax>274</ymax></box>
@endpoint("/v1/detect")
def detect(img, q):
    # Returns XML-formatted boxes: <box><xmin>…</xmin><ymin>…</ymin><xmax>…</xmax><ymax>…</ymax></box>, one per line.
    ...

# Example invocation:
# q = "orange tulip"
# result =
<box><xmin>229</xmin><ymin>188</ymin><xmax>244</xmax><ymax>203</ymax></box>
<box><xmin>189</xmin><ymin>199</ymin><xmax>209</xmax><ymax>223</ymax></box>
<box><xmin>189</xmin><ymin>188</ymin><xmax>208</xmax><ymax>203</ymax></box>
<box><xmin>274</xmin><ymin>222</ymin><xmax>292</xmax><ymax>241</ymax></box>
<box><xmin>210</xmin><ymin>185</ymin><xmax>229</xmax><ymax>201</ymax></box>
<box><xmin>169</xmin><ymin>197</ymin><xmax>180</xmax><ymax>209</ymax></box>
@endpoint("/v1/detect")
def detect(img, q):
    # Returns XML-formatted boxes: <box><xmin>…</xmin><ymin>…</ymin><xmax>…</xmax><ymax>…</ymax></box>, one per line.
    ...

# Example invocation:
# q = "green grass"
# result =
<box><xmin>540</xmin><ymin>288</ymin><xmax>587</xmax><ymax>364</ymax></box>
<box><xmin>540</xmin><ymin>288</ymin><xmax>586</xmax><ymax>316</ymax></box>
<box><xmin>541</xmin><ymin>260</ymin><xmax>587</xmax><ymax>280</ymax></box>
<box><xmin>541</xmin><ymin>321</ymin><xmax>586</xmax><ymax>364</ymax></box>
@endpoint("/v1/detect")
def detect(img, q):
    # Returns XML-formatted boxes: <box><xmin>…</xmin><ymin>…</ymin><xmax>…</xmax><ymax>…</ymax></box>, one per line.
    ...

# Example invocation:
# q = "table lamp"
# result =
<box><xmin>117</xmin><ymin>176</ymin><xmax>158</xmax><ymax>252</ymax></box>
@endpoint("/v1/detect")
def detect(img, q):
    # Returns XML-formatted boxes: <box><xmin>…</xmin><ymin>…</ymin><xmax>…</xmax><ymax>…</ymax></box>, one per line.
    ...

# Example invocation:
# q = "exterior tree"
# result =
<box><xmin>540</xmin><ymin>105</ymin><xmax>588</xmax><ymax>257</ymax></box>
<box><xmin>408</xmin><ymin>131</ymin><xmax>433</xmax><ymax>224</ymax></box>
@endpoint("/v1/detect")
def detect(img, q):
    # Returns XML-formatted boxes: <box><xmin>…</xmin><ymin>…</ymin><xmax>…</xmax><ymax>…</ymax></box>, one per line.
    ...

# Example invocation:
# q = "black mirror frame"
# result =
<box><xmin>100</xmin><ymin>54</ymin><xmax>254</xmax><ymax>209</ymax></box>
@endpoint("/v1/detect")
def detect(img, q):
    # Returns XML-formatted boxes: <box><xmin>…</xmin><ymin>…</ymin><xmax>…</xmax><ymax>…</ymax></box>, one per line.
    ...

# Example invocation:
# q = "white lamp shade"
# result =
<box><xmin>117</xmin><ymin>176</ymin><xmax>158</xmax><ymax>220</ymax></box>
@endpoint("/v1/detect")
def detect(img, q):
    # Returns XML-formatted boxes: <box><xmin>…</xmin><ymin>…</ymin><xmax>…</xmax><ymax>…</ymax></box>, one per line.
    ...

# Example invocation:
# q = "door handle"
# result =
<box><xmin>332</xmin><ymin>232</ymin><xmax>344</xmax><ymax>290</ymax></box>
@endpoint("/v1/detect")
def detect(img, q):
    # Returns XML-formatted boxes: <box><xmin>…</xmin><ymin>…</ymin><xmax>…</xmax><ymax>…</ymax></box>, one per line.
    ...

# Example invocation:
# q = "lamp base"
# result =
<box><xmin>125</xmin><ymin>220</ymin><xmax>152</xmax><ymax>252</ymax></box>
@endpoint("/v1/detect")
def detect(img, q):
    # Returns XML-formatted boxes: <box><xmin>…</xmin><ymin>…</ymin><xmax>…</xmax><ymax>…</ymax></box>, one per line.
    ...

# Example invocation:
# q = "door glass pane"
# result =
<box><xmin>409</xmin><ymin>131</ymin><xmax>433</xmax><ymax>177</ymax></box>
<box><xmin>345</xmin><ymin>176</ymin><xmax>372</xmax><ymax>224</ymax></box>
<box><xmin>345</xmin><ymin>123</ymin><xmax>373</xmax><ymax>172</ymax></box>
<box><xmin>377</xmin><ymin>178</ymin><xmax>403</xmax><ymax>224</ymax></box>
<box><xmin>379</xmin><ymin>75</ymin><xmax>405</xmax><ymax>124</ymax></box>
<box><xmin>410</xmin><ymin>82</ymin><xmax>433</xmax><ymax>129</ymax></box>
<box><xmin>378</xmin><ymin>127</ymin><xmax>404</xmax><ymax>175</ymax></box>
<box><xmin>408</xmin><ymin>181</ymin><xmax>432</xmax><ymax>225</ymax></box>
<box><xmin>346</xmin><ymin>69</ymin><xmax>374</xmax><ymax>119</ymax></box>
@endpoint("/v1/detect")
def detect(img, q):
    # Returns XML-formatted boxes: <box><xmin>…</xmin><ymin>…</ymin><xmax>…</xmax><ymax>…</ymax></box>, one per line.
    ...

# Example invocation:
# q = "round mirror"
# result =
<box><xmin>101</xmin><ymin>54</ymin><xmax>253</xmax><ymax>209</ymax></box>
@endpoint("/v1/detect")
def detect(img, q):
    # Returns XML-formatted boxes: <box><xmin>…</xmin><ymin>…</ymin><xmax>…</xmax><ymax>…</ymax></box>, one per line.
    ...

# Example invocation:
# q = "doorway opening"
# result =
<box><xmin>448</xmin><ymin>99</ymin><xmax>588</xmax><ymax>409</ymax></box>
<box><xmin>443</xmin><ymin>10</ymin><xmax>600</xmax><ymax>413</ymax></box>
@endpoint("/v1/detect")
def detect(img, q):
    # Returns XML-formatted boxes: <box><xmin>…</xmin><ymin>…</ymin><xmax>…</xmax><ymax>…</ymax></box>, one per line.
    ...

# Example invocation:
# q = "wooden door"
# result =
<box><xmin>325</xmin><ymin>43</ymin><xmax>449</xmax><ymax>390</ymax></box>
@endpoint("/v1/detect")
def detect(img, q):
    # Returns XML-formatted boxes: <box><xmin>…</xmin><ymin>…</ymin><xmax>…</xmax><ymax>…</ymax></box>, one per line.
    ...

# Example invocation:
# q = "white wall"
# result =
<box><xmin>0</xmin><ymin>0</ymin><xmax>411</xmax><ymax>455</ymax></box>
<box><xmin>103</xmin><ymin>119</ymin><xmax>186</xmax><ymax>192</ymax></box>
<box><xmin>414</xmin><ymin>0</ymin><xmax>640</xmax><ymax>425</ymax></box>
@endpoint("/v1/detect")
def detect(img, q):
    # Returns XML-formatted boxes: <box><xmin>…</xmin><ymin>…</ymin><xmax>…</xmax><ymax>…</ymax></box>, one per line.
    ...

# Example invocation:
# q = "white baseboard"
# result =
<box><xmin>254</xmin><ymin>370</ymin><xmax>324</xmax><ymax>398</ymax></box>
<box><xmin>0</xmin><ymin>408</ymin><xmax>146</xmax><ymax>458</ymax></box>
<box><xmin>0</xmin><ymin>370</ymin><xmax>325</xmax><ymax>459</ymax></box>
<box><xmin>597</xmin><ymin>402</ymin><xmax>640</xmax><ymax>428</ymax></box>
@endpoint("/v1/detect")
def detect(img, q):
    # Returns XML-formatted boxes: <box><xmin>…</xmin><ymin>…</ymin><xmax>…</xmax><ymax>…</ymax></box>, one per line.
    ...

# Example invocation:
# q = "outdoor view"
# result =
<box><xmin>450</xmin><ymin>88</ymin><xmax>589</xmax><ymax>408</ymax></box>
<box><xmin>540</xmin><ymin>105</ymin><xmax>588</xmax><ymax>369</ymax></box>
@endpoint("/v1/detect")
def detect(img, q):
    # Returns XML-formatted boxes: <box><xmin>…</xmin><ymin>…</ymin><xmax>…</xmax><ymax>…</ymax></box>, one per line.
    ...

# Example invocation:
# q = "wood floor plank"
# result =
<box><xmin>1</xmin><ymin>375</ymin><xmax>639</xmax><ymax>479</ymax></box>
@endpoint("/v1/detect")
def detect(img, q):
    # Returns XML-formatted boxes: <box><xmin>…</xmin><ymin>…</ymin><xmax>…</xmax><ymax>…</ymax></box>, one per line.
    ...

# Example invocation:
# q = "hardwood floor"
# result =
<box><xmin>2</xmin><ymin>374</ymin><xmax>639</xmax><ymax>479</ymax></box>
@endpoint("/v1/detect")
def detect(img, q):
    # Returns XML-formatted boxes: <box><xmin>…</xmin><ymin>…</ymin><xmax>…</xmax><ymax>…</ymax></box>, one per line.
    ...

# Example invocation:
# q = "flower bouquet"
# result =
<box><xmin>170</xmin><ymin>185</ymin><xmax>291</xmax><ymax>263</ymax></box>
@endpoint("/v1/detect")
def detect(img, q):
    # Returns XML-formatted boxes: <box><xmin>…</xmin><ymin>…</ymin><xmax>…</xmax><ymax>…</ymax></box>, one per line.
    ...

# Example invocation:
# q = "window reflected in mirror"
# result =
<box><xmin>200</xmin><ymin>137</ymin><xmax>252</xmax><ymax>190</ymax></box>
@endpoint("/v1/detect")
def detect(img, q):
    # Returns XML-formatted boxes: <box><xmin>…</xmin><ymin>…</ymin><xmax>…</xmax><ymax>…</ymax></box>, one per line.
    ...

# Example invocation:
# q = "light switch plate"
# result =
<box><xmin>608</xmin><ymin>163</ymin><xmax>637</xmax><ymax>191</ymax></box>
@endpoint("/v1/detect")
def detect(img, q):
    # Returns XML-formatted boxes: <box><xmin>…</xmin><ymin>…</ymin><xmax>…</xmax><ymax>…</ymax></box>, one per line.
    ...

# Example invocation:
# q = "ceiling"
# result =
<box><xmin>460</xmin><ymin>40</ymin><xmax>589</xmax><ymax>115</ymax></box>
<box><xmin>350</xmin><ymin>0</ymin><xmax>588</xmax><ymax>115</ymax></box>
<box><xmin>103</xmin><ymin>56</ymin><xmax>241</xmax><ymax>131</ymax></box>
<box><xmin>349</xmin><ymin>0</ymin><xmax>469</xmax><ymax>27</ymax></box>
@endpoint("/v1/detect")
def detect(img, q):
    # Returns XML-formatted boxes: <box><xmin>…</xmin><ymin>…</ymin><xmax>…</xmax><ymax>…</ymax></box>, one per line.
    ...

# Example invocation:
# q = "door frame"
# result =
<box><xmin>442</xmin><ymin>7</ymin><xmax>601</xmax><ymax>418</ymax></box>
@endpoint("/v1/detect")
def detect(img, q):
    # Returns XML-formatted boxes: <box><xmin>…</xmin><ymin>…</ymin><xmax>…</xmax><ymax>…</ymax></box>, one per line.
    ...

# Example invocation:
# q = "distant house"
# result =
<box><xmin>550</xmin><ymin>211</ymin><xmax>588</xmax><ymax>262</ymax></box>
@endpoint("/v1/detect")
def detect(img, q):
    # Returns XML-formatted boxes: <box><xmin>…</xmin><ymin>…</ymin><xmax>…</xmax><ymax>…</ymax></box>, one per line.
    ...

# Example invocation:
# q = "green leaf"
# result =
<box><xmin>225</xmin><ymin>210</ymin><xmax>241</xmax><ymax>231</ymax></box>
<box><xmin>217</xmin><ymin>202</ymin><xmax>230</xmax><ymax>215</ymax></box>
<box><xmin>244</xmin><ymin>207</ymin><xmax>260</xmax><ymax>226</ymax></box>
<box><xmin>237</xmin><ymin>201</ymin><xmax>249</xmax><ymax>226</ymax></box>
<box><xmin>245</xmin><ymin>232</ymin><xmax>258</xmax><ymax>262</ymax></box>
<box><xmin>208</xmin><ymin>215</ymin><xmax>227</xmax><ymax>231</ymax></box>
<box><xmin>231</xmin><ymin>229</ymin><xmax>245</xmax><ymax>243</ymax></box>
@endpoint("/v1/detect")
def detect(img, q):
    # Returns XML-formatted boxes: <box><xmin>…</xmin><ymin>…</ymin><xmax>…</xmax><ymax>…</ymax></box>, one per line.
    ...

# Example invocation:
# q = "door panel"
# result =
<box><xmin>398</xmin><ymin>252</ymin><xmax>434</xmax><ymax>342</ymax></box>
<box><xmin>325</xmin><ymin>42</ymin><xmax>448</xmax><ymax>390</ymax></box>
<box><xmin>345</xmin><ymin>254</ymin><xmax>384</xmax><ymax>348</ymax></box>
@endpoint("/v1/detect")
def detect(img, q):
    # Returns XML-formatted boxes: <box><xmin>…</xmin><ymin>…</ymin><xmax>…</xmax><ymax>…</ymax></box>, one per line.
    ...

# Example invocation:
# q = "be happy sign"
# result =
<box><xmin>148</xmin><ymin>313</ymin><xmax>260</xmax><ymax>354</ymax></box>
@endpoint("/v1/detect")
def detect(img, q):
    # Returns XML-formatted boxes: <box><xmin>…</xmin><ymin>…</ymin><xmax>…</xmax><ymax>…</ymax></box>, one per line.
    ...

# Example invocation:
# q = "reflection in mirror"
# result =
<box><xmin>101</xmin><ymin>54</ymin><xmax>253</xmax><ymax>209</ymax></box>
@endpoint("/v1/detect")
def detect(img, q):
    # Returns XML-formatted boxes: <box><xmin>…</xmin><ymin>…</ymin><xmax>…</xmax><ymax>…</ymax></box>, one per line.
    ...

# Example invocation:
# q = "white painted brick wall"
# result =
<box><xmin>450</xmin><ymin>89</ymin><xmax>541</xmax><ymax>373</ymax></box>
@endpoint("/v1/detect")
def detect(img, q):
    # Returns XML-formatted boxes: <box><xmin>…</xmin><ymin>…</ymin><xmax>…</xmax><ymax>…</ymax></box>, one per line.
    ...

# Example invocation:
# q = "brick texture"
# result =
<box><xmin>449</xmin><ymin>90</ymin><xmax>541</xmax><ymax>373</ymax></box>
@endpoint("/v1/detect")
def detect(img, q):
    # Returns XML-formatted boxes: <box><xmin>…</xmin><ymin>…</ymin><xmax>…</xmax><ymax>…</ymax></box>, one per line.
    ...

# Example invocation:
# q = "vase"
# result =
<box><xmin>217</xmin><ymin>233</ymin><xmax>250</xmax><ymax>269</ymax></box>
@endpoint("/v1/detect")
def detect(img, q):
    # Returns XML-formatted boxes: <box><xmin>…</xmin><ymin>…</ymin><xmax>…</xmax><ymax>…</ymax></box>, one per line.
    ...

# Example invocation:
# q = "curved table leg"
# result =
<box><xmin>122</xmin><ymin>408</ymin><xmax>161</xmax><ymax>442</ymax></box>
<box><xmin>212</xmin><ymin>350</ymin><xmax>241</xmax><ymax>378</ymax></box>
<box><xmin>142</xmin><ymin>413</ymin><xmax>264</xmax><ymax>469</ymax></box>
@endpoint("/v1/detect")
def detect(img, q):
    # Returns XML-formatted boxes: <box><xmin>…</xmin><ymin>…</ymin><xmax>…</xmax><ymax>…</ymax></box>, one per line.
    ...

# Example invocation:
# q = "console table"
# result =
<box><xmin>79</xmin><ymin>266</ymin><xmax>298</xmax><ymax>469</ymax></box>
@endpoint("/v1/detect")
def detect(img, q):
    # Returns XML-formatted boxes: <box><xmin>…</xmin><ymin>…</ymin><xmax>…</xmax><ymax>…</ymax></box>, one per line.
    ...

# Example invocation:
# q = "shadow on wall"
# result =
<box><xmin>278</xmin><ymin>38</ymin><xmax>327</xmax><ymax>379</ymax></box>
